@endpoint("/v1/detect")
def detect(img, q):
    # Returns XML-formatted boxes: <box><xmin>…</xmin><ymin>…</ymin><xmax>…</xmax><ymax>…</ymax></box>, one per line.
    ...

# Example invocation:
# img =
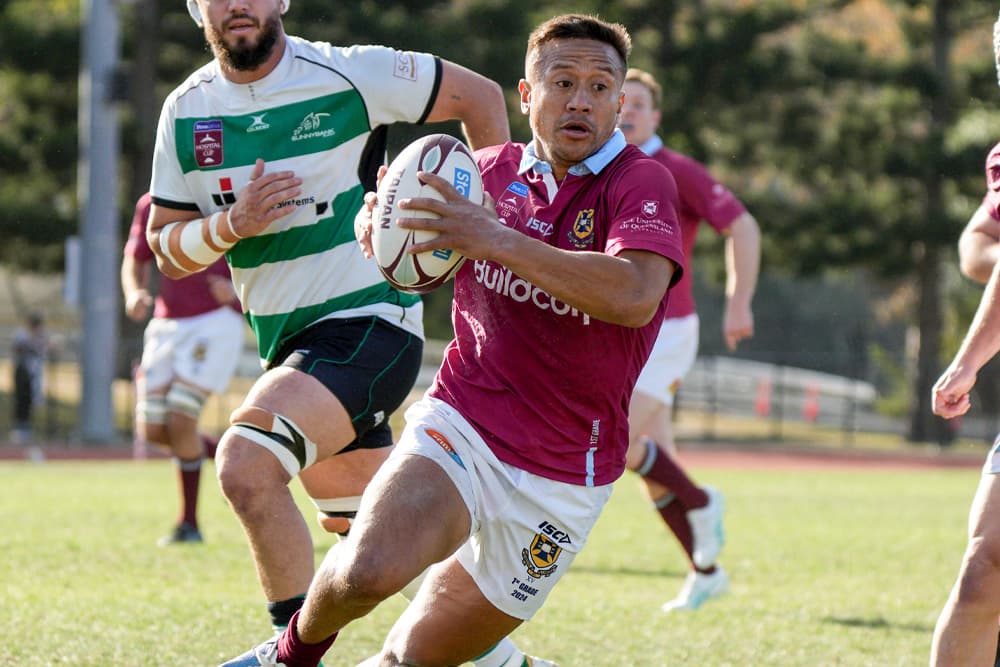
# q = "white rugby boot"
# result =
<box><xmin>687</xmin><ymin>485</ymin><xmax>725</xmax><ymax>569</ymax></box>
<box><xmin>661</xmin><ymin>567</ymin><xmax>730</xmax><ymax>612</ymax></box>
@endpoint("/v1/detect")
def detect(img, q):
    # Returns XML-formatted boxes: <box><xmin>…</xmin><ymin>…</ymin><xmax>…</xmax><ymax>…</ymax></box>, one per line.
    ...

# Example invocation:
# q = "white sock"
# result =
<box><xmin>470</xmin><ymin>637</ymin><xmax>524</xmax><ymax>667</ymax></box>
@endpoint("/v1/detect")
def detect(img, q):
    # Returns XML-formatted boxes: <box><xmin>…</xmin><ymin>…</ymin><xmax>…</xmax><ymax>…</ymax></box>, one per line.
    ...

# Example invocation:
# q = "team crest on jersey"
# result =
<box><xmin>642</xmin><ymin>200</ymin><xmax>659</xmax><ymax>217</ymax></box>
<box><xmin>521</xmin><ymin>533</ymin><xmax>563</xmax><ymax>578</ymax></box>
<box><xmin>567</xmin><ymin>209</ymin><xmax>595</xmax><ymax>248</ymax></box>
<box><xmin>211</xmin><ymin>177</ymin><xmax>237</xmax><ymax>206</ymax></box>
<box><xmin>193</xmin><ymin>120</ymin><xmax>224</xmax><ymax>168</ymax></box>
<box><xmin>192</xmin><ymin>342</ymin><xmax>207</xmax><ymax>362</ymax></box>
<box><xmin>425</xmin><ymin>428</ymin><xmax>465</xmax><ymax>469</ymax></box>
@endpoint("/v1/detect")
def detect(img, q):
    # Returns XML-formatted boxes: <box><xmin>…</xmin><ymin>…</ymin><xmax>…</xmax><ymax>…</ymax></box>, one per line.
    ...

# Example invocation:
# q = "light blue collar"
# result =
<box><xmin>518</xmin><ymin>129</ymin><xmax>628</xmax><ymax>177</ymax></box>
<box><xmin>637</xmin><ymin>134</ymin><xmax>663</xmax><ymax>156</ymax></box>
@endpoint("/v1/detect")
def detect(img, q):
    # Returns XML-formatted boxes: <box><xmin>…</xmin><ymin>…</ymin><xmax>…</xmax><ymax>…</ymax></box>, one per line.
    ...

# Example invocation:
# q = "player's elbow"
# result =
<box><xmin>155</xmin><ymin>255</ymin><xmax>190</xmax><ymax>280</ymax></box>
<box><xmin>608</xmin><ymin>293</ymin><xmax>661</xmax><ymax>328</ymax></box>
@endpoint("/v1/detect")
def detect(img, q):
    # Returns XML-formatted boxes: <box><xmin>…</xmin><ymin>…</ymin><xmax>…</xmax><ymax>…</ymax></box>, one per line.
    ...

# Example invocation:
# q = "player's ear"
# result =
<box><xmin>518</xmin><ymin>80</ymin><xmax>531</xmax><ymax>115</ymax></box>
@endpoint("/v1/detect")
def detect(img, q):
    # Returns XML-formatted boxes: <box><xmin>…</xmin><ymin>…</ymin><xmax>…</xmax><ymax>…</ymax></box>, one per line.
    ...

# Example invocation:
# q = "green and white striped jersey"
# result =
<box><xmin>151</xmin><ymin>36</ymin><xmax>434</xmax><ymax>365</ymax></box>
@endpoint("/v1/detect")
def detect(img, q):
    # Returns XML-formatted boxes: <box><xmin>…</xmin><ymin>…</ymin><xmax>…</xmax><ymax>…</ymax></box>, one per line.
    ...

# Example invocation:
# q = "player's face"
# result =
<box><xmin>203</xmin><ymin>0</ymin><xmax>283</xmax><ymax>73</ymax></box>
<box><xmin>619</xmin><ymin>81</ymin><xmax>661</xmax><ymax>147</ymax></box>
<box><xmin>519</xmin><ymin>38</ymin><xmax>625</xmax><ymax>179</ymax></box>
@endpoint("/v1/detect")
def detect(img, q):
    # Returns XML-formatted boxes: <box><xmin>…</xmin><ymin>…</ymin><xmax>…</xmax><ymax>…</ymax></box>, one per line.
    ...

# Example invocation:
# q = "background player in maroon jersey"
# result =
<box><xmin>618</xmin><ymin>68</ymin><xmax>761</xmax><ymax>611</ymax></box>
<box><xmin>222</xmin><ymin>13</ymin><xmax>685</xmax><ymax>667</ymax></box>
<box><xmin>122</xmin><ymin>192</ymin><xmax>244</xmax><ymax>545</ymax></box>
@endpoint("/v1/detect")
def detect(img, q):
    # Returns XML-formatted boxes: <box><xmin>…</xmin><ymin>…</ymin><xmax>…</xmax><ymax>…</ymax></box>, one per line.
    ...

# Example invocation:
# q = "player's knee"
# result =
<box><xmin>955</xmin><ymin>536</ymin><xmax>1000</xmax><ymax>608</ymax></box>
<box><xmin>140</xmin><ymin>422</ymin><xmax>170</xmax><ymax>446</ymax></box>
<box><xmin>136</xmin><ymin>395</ymin><xmax>168</xmax><ymax>444</ymax></box>
<box><xmin>318</xmin><ymin>514</ymin><xmax>352</xmax><ymax>535</ymax></box>
<box><xmin>335</xmin><ymin>546</ymin><xmax>408</xmax><ymax>602</ymax></box>
<box><xmin>312</xmin><ymin>496</ymin><xmax>361</xmax><ymax>536</ymax></box>
<box><xmin>227</xmin><ymin>405</ymin><xmax>317</xmax><ymax>479</ymax></box>
<box><xmin>166</xmin><ymin>384</ymin><xmax>207</xmax><ymax>420</ymax></box>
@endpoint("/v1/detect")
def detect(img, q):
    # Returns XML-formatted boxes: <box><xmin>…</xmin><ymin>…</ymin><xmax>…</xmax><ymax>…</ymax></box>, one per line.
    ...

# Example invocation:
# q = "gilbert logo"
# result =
<box><xmin>292</xmin><ymin>112</ymin><xmax>335</xmax><ymax>141</ymax></box>
<box><xmin>247</xmin><ymin>113</ymin><xmax>270</xmax><ymax>133</ymax></box>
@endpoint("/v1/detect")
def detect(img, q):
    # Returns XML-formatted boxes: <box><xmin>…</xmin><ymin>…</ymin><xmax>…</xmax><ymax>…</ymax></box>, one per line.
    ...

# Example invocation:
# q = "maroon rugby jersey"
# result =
<box><xmin>124</xmin><ymin>193</ymin><xmax>240</xmax><ymax>320</ymax></box>
<box><xmin>428</xmin><ymin>139</ymin><xmax>684</xmax><ymax>486</ymax></box>
<box><xmin>642</xmin><ymin>141</ymin><xmax>746</xmax><ymax>319</ymax></box>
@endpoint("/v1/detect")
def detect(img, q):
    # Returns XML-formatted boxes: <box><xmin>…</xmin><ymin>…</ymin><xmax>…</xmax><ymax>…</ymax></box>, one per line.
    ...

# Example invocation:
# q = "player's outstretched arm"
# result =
<box><xmin>425</xmin><ymin>60</ymin><xmax>510</xmax><ymax>151</ymax></box>
<box><xmin>958</xmin><ymin>203</ymin><xmax>1000</xmax><ymax>284</ymax></box>
<box><xmin>147</xmin><ymin>159</ymin><xmax>302</xmax><ymax>279</ymax></box>
<box><xmin>723</xmin><ymin>211</ymin><xmax>761</xmax><ymax>350</ymax></box>
<box><xmin>934</xmin><ymin>261</ymin><xmax>1000</xmax><ymax>418</ymax></box>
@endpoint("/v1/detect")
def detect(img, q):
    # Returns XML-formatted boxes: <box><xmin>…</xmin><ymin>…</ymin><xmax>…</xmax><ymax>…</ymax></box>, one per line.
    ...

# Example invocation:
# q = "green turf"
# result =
<box><xmin>0</xmin><ymin>459</ymin><xmax>977</xmax><ymax>666</ymax></box>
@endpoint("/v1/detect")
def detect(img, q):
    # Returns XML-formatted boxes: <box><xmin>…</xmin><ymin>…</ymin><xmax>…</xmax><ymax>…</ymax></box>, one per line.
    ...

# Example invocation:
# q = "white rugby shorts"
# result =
<box><xmin>633</xmin><ymin>314</ymin><xmax>700</xmax><ymax>406</ymax></box>
<box><xmin>393</xmin><ymin>396</ymin><xmax>613</xmax><ymax>620</ymax></box>
<box><xmin>139</xmin><ymin>307</ymin><xmax>244</xmax><ymax>395</ymax></box>
<box><xmin>985</xmin><ymin>435</ymin><xmax>1000</xmax><ymax>474</ymax></box>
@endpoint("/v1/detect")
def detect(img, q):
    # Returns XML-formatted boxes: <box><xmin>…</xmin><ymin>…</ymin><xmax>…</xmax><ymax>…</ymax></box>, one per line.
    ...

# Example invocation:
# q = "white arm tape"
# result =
<box><xmin>159</xmin><ymin>215</ymin><xmax>236</xmax><ymax>270</ymax></box>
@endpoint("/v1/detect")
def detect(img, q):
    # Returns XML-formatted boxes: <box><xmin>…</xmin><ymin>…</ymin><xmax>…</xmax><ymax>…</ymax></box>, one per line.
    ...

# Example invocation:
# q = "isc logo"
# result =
<box><xmin>538</xmin><ymin>520</ymin><xmax>572</xmax><ymax>545</ymax></box>
<box><xmin>453</xmin><ymin>168</ymin><xmax>472</xmax><ymax>198</ymax></box>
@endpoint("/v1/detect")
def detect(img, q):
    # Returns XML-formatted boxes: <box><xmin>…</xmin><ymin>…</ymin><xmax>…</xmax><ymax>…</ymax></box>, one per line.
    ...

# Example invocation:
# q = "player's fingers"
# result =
<box><xmin>398</xmin><ymin>197</ymin><xmax>449</xmax><ymax>217</ymax></box>
<box><xmin>249</xmin><ymin>158</ymin><xmax>266</xmax><ymax>181</ymax></box>
<box><xmin>416</xmin><ymin>171</ymin><xmax>461</xmax><ymax>201</ymax></box>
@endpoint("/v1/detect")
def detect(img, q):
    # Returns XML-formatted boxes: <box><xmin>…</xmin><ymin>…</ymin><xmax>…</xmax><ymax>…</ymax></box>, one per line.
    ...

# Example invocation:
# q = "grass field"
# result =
<box><xmin>0</xmin><ymin>457</ymin><xmax>978</xmax><ymax>666</ymax></box>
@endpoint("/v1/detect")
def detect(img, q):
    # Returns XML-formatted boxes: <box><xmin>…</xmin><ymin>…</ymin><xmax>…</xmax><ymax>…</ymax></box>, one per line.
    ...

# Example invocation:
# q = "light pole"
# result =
<box><xmin>77</xmin><ymin>0</ymin><xmax>125</xmax><ymax>442</ymax></box>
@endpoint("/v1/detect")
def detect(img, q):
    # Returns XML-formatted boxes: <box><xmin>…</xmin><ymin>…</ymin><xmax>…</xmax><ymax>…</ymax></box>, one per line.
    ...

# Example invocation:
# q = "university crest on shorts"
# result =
<box><xmin>567</xmin><ymin>209</ymin><xmax>595</xmax><ymax>248</ymax></box>
<box><xmin>521</xmin><ymin>533</ymin><xmax>562</xmax><ymax>578</ymax></box>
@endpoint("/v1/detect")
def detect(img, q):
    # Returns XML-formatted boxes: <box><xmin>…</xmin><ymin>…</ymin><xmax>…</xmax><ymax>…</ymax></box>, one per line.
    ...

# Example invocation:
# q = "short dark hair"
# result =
<box><xmin>526</xmin><ymin>14</ymin><xmax>632</xmax><ymax>77</ymax></box>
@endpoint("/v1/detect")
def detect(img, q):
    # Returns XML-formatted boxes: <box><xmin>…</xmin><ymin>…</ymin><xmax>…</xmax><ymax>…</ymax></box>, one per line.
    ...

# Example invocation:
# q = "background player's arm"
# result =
<box><xmin>148</xmin><ymin>160</ymin><xmax>302</xmax><ymax>279</ymax></box>
<box><xmin>958</xmin><ymin>203</ymin><xmax>1000</xmax><ymax>284</ymax></box>
<box><xmin>424</xmin><ymin>60</ymin><xmax>510</xmax><ymax>151</ymax></box>
<box><xmin>121</xmin><ymin>253</ymin><xmax>154</xmax><ymax>322</ymax></box>
<box><xmin>722</xmin><ymin>211</ymin><xmax>761</xmax><ymax>350</ymax></box>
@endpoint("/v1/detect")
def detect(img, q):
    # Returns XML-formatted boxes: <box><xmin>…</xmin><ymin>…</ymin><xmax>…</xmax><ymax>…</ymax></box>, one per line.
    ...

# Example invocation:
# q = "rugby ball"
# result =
<box><xmin>372</xmin><ymin>133</ymin><xmax>483</xmax><ymax>294</ymax></box>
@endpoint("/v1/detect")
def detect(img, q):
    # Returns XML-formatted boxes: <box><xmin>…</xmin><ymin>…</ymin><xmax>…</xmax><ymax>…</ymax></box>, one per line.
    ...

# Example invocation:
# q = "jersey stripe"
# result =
<box><xmin>175</xmin><ymin>91</ymin><xmax>370</xmax><ymax>173</ymax></box>
<box><xmin>249</xmin><ymin>283</ymin><xmax>420</xmax><ymax>363</ymax></box>
<box><xmin>227</xmin><ymin>186</ymin><xmax>362</xmax><ymax>269</ymax></box>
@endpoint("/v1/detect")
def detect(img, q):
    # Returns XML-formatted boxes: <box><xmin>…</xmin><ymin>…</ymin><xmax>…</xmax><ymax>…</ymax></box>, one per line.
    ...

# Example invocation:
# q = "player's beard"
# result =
<box><xmin>206</xmin><ymin>12</ymin><xmax>281</xmax><ymax>72</ymax></box>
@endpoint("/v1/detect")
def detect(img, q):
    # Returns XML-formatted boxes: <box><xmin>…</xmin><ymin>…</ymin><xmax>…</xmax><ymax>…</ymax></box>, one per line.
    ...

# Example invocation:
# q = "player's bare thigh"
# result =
<box><xmin>371</xmin><ymin>557</ymin><xmax>523</xmax><ymax>666</ymax></box>
<box><xmin>223</xmin><ymin>365</ymin><xmax>358</xmax><ymax>472</ymax></box>
<box><xmin>299</xmin><ymin>447</ymin><xmax>391</xmax><ymax>499</ymax></box>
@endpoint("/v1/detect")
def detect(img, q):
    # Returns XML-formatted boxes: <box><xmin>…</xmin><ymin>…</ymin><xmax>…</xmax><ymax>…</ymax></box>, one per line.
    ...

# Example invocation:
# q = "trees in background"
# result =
<box><xmin>2</xmin><ymin>0</ymin><xmax>999</xmax><ymax>442</ymax></box>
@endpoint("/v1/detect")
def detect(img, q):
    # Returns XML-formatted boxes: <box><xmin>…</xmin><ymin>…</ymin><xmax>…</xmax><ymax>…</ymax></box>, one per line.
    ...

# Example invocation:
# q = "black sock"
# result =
<box><xmin>268</xmin><ymin>595</ymin><xmax>306</xmax><ymax>628</ymax></box>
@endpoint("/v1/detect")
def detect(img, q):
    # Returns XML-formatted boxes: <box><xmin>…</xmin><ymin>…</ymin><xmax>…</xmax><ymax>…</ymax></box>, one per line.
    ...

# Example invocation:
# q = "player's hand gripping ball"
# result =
<box><xmin>372</xmin><ymin>133</ymin><xmax>483</xmax><ymax>294</ymax></box>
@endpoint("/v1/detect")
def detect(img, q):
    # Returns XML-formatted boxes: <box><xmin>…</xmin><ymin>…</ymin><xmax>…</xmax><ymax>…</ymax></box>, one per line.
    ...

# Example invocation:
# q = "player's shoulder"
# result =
<box><xmin>474</xmin><ymin>142</ymin><xmax>525</xmax><ymax>176</ymax></box>
<box><xmin>164</xmin><ymin>60</ymin><xmax>220</xmax><ymax>107</ymax></box>
<box><xmin>288</xmin><ymin>36</ymin><xmax>412</xmax><ymax>73</ymax></box>
<box><xmin>615</xmin><ymin>144</ymin><xmax>675</xmax><ymax>179</ymax></box>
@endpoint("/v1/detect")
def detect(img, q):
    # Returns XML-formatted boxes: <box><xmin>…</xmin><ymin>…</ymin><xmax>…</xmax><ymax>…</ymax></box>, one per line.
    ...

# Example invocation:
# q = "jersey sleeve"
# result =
<box><xmin>985</xmin><ymin>142</ymin><xmax>1000</xmax><ymax>221</ymax></box>
<box><xmin>123</xmin><ymin>194</ymin><xmax>154</xmax><ymax>263</ymax></box>
<box><xmin>332</xmin><ymin>45</ymin><xmax>440</xmax><ymax>128</ymax></box>
<box><xmin>605</xmin><ymin>159</ymin><xmax>685</xmax><ymax>288</ymax></box>
<box><xmin>149</xmin><ymin>91</ymin><xmax>200</xmax><ymax>211</ymax></box>
<box><xmin>666</xmin><ymin>150</ymin><xmax>746</xmax><ymax>233</ymax></box>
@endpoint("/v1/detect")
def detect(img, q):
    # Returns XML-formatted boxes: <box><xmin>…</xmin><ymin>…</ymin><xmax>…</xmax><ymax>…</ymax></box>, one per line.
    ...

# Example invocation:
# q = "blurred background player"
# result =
<box><xmin>148</xmin><ymin>0</ymin><xmax>509</xmax><ymax>645</ymax></box>
<box><xmin>930</xmin><ymin>139</ymin><xmax>1000</xmax><ymax>665</ymax></box>
<box><xmin>11</xmin><ymin>311</ymin><xmax>52</xmax><ymax>452</ymax></box>
<box><xmin>618</xmin><ymin>67</ymin><xmax>761</xmax><ymax>611</ymax></box>
<box><xmin>122</xmin><ymin>191</ymin><xmax>244</xmax><ymax>545</ymax></box>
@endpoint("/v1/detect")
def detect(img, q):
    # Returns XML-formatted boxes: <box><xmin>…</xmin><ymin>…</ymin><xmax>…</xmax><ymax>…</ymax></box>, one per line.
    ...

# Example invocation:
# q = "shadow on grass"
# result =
<box><xmin>564</xmin><ymin>564</ymin><xmax>688</xmax><ymax>580</ymax></box>
<box><xmin>821</xmin><ymin>615</ymin><xmax>931</xmax><ymax>633</ymax></box>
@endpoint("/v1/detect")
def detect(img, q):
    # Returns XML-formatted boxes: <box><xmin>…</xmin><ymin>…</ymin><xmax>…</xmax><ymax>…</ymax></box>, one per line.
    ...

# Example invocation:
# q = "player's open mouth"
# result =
<box><xmin>559</xmin><ymin>121</ymin><xmax>592</xmax><ymax>138</ymax></box>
